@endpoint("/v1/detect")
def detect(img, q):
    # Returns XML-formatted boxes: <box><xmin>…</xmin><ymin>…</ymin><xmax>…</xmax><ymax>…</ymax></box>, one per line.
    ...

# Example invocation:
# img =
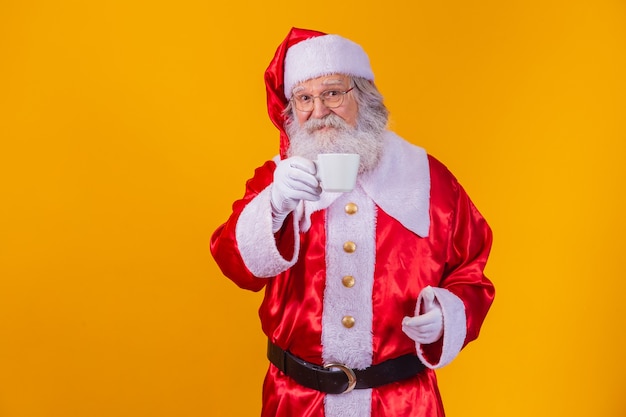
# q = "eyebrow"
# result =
<box><xmin>321</xmin><ymin>78</ymin><xmax>345</xmax><ymax>86</ymax></box>
<box><xmin>292</xmin><ymin>78</ymin><xmax>348</xmax><ymax>95</ymax></box>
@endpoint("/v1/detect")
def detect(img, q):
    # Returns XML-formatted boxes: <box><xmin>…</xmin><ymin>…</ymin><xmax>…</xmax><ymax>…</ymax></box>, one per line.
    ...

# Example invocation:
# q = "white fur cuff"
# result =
<box><xmin>235</xmin><ymin>187</ymin><xmax>300</xmax><ymax>277</ymax></box>
<box><xmin>416</xmin><ymin>287</ymin><xmax>467</xmax><ymax>369</ymax></box>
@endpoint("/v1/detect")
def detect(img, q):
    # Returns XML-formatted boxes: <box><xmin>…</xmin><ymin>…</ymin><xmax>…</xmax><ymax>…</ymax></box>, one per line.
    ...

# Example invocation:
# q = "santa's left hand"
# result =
<box><xmin>402</xmin><ymin>286</ymin><xmax>444</xmax><ymax>344</ymax></box>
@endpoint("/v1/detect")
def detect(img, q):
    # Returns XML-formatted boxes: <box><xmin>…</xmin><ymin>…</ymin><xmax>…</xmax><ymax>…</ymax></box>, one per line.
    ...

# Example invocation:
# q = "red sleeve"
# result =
<box><xmin>210</xmin><ymin>160</ymin><xmax>277</xmax><ymax>292</ymax></box>
<box><xmin>431</xmin><ymin>156</ymin><xmax>495</xmax><ymax>346</ymax></box>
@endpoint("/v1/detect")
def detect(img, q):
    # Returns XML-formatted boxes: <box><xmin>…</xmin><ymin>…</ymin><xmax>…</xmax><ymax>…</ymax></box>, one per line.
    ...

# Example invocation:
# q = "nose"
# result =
<box><xmin>309</xmin><ymin>96</ymin><xmax>332</xmax><ymax>119</ymax></box>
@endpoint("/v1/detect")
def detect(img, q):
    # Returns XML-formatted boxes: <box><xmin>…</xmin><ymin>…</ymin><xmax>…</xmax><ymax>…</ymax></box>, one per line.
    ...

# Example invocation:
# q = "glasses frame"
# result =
<box><xmin>291</xmin><ymin>87</ymin><xmax>354</xmax><ymax>113</ymax></box>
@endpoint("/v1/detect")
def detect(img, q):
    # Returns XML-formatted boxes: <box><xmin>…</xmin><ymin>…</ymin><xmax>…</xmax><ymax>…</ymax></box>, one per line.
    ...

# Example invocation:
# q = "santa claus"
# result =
<box><xmin>211</xmin><ymin>27</ymin><xmax>495</xmax><ymax>417</ymax></box>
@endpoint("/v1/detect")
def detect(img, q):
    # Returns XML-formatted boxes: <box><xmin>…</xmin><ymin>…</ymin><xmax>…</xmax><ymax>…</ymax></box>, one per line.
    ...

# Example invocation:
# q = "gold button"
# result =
<box><xmin>343</xmin><ymin>241</ymin><xmax>356</xmax><ymax>253</ymax></box>
<box><xmin>342</xmin><ymin>316</ymin><xmax>355</xmax><ymax>328</ymax></box>
<box><xmin>344</xmin><ymin>203</ymin><xmax>358</xmax><ymax>215</ymax></box>
<box><xmin>342</xmin><ymin>275</ymin><xmax>355</xmax><ymax>288</ymax></box>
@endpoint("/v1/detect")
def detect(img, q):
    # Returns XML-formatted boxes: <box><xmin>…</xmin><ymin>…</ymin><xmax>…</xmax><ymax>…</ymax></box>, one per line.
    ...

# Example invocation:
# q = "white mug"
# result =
<box><xmin>314</xmin><ymin>153</ymin><xmax>360</xmax><ymax>192</ymax></box>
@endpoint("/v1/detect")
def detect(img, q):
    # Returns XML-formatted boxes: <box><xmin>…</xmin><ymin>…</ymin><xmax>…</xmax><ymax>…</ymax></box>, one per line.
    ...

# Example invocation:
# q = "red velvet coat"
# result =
<box><xmin>211</xmin><ymin>132</ymin><xmax>495</xmax><ymax>417</ymax></box>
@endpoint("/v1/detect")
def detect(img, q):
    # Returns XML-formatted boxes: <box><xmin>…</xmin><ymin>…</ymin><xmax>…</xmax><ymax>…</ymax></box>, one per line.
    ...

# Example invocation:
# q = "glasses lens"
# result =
<box><xmin>322</xmin><ymin>91</ymin><xmax>343</xmax><ymax>108</ymax></box>
<box><xmin>294</xmin><ymin>96</ymin><xmax>313</xmax><ymax>112</ymax></box>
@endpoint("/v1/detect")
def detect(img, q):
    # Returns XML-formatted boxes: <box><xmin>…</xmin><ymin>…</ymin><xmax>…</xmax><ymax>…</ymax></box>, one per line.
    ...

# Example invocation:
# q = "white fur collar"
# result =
<box><xmin>298</xmin><ymin>131</ymin><xmax>431</xmax><ymax>237</ymax></box>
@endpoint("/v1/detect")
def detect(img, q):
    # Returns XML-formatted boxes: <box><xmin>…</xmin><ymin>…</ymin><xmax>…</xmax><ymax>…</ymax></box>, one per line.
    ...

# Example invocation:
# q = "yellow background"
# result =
<box><xmin>1</xmin><ymin>0</ymin><xmax>625</xmax><ymax>416</ymax></box>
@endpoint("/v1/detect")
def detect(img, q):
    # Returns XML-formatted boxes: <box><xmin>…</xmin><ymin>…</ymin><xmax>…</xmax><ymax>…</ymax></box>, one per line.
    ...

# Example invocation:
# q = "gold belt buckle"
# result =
<box><xmin>324</xmin><ymin>363</ymin><xmax>357</xmax><ymax>394</ymax></box>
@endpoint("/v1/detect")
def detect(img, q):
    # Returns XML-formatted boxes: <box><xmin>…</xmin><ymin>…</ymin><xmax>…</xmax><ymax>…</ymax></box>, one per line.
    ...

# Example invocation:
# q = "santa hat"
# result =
<box><xmin>264</xmin><ymin>27</ymin><xmax>374</xmax><ymax>159</ymax></box>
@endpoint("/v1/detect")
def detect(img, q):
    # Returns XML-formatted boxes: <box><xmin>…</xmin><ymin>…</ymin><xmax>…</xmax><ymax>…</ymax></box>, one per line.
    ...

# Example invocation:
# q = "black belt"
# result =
<box><xmin>267</xmin><ymin>340</ymin><xmax>426</xmax><ymax>394</ymax></box>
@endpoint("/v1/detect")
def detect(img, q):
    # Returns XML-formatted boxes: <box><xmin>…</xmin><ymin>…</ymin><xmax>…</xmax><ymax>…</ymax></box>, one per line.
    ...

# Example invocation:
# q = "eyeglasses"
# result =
<box><xmin>291</xmin><ymin>87</ymin><xmax>354</xmax><ymax>112</ymax></box>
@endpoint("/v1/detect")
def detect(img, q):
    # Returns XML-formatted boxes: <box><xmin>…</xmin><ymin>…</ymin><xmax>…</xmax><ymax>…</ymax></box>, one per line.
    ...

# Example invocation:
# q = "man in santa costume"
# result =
<box><xmin>211</xmin><ymin>27</ymin><xmax>495</xmax><ymax>417</ymax></box>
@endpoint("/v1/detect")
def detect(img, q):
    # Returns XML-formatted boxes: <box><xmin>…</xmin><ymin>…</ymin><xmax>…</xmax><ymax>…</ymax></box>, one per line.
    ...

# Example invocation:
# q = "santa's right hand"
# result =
<box><xmin>270</xmin><ymin>157</ymin><xmax>321</xmax><ymax>230</ymax></box>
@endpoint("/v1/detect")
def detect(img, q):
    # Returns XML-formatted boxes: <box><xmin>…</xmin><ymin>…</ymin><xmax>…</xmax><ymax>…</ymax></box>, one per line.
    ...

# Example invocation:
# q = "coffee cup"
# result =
<box><xmin>314</xmin><ymin>153</ymin><xmax>360</xmax><ymax>192</ymax></box>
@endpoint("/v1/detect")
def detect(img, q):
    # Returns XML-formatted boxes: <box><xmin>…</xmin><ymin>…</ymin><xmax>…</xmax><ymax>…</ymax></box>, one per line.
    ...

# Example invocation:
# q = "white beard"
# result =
<box><xmin>285</xmin><ymin>113</ymin><xmax>385</xmax><ymax>174</ymax></box>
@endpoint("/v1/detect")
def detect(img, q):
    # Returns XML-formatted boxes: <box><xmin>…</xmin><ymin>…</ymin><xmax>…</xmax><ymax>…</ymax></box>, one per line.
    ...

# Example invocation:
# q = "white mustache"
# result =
<box><xmin>303</xmin><ymin>114</ymin><xmax>351</xmax><ymax>133</ymax></box>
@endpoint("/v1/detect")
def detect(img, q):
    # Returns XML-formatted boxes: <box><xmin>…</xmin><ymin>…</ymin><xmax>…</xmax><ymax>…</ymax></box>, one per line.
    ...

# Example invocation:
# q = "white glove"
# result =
<box><xmin>270</xmin><ymin>156</ymin><xmax>321</xmax><ymax>231</ymax></box>
<box><xmin>402</xmin><ymin>286</ymin><xmax>444</xmax><ymax>345</ymax></box>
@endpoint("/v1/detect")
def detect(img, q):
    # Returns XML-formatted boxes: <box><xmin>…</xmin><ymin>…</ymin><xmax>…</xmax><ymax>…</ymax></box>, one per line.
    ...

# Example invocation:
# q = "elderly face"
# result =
<box><xmin>290</xmin><ymin>74</ymin><xmax>358</xmax><ymax>128</ymax></box>
<box><xmin>286</xmin><ymin>76</ymin><xmax>388</xmax><ymax>174</ymax></box>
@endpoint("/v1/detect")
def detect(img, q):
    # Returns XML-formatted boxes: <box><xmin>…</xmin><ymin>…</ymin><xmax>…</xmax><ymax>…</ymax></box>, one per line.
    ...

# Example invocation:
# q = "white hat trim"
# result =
<box><xmin>284</xmin><ymin>34</ymin><xmax>374</xmax><ymax>98</ymax></box>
